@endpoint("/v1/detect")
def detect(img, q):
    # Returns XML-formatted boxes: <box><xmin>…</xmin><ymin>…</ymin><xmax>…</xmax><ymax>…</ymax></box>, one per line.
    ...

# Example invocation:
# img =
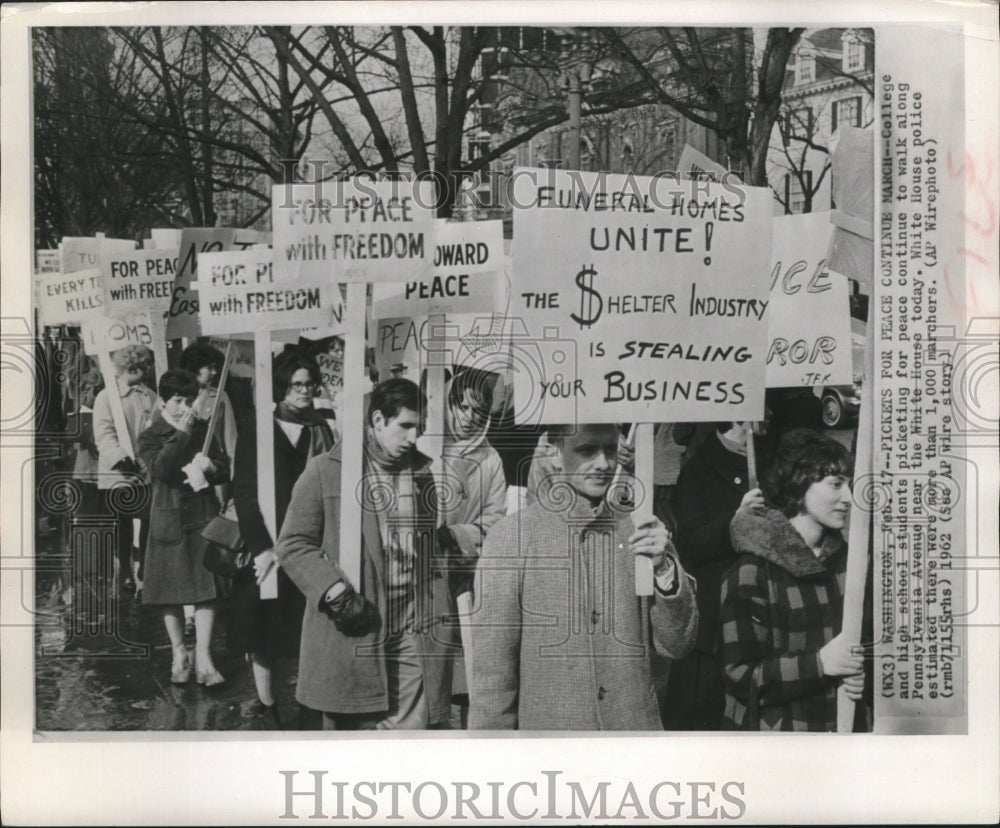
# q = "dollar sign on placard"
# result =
<box><xmin>570</xmin><ymin>265</ymin><xmax>603</xmax><ymax>329</ymax></box>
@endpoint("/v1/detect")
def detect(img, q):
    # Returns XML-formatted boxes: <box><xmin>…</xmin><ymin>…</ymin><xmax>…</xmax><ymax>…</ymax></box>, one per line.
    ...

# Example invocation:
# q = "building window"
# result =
<box><xmin>785</xmin><ymin>171</ymin><xmax>813</xmax><ymax>214</ymax></box>
<box><xmin>783</xmin><ymin>106</ymin><xmax>814</xmax><ymax>144</ymax></box>
<box><xmin>844</xmin><ymin>40</ymin><xmax>864</xmax><ymax>72</ymax></box>
<box><xmin>468</xmin><ymin>136</ymin><xmax>491</xmax><ymax>163</ymax></box>
<box><xmin>832</xmin><ymin>96</ymin><xmax>862</xmax><ymax>132</ymax></box>
<box><xmin>796</xmin><ymin>55</ymin><xmax>815</xmax><ymax>85</ymax></box>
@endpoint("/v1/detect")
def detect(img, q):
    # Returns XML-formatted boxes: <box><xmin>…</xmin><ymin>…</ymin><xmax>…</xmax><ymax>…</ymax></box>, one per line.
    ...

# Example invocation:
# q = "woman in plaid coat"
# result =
<box><xmin>720</xmin><ymin>429</ymin><xmax>864</xmax><ymax>731</ymax></box>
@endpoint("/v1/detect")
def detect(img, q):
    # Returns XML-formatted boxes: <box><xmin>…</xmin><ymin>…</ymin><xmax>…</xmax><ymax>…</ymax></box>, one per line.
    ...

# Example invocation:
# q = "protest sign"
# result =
<box><xmin>60</xmin><ymin>235</ymin><xmax>135</xmax><ymax>274</ymax></box>
<box><xmin>35</xmin><ymin>250</ymin><xmax>59</xmax><ymax>274</ymax></box>
<box><xmin>81</xmin><ymin>311</ymin><xmax>156</xmax><ymax>353</ymax></box>
<box><xmin>197</xmin><ymin>249</ymin><xmax>343</xmax><ymax>336</ymax></box>
<box><xmin>206</xmin><ymin>336</ymin><xmax>255</xmax><ymax>378</ymax></box>
<box><xmin>510</xmin><ymin>167</ymin><xmax>772</xmax><ymax>423</ymax></box>
<box><xmin>165</xmin><ymin>228</ymin><xmax>237</xmax><ymax>339</ymax></box>
<box><xmin>102</xmin><ymin>247</ymin><xmax>179</xmax><ymax>315</ymax></box>
<box><xmin>150</xmin><ymin>228</ymin><xmax>183</xmax><ymax>250</ymax></box>
<box><xmin>272</xmin><ymin>178</ymin><xmax>436</xmax><ymax>283</ymax></box>
<box><xmin>372</xmin><ymin>219</ymin><xmax>505</xmax><ymax>317</ymax></box>
<box><xmin>677</xmin><ymin>144</ymin><xmax>728</xmax><ymax>182</ymax></box>
<box><xmin>36</xmin><ymin>268</ymin><xmax>103</xmax><ymax>325</ymax></box>
<box><xmin>374</xmin><ymin>313</ymin><xmax>511</xmax><ymax>381</ymax></box>
<box><xmin>766</xmin><ymin>212</ymin><xmax>852</xmax><ymax>387</ymax></box>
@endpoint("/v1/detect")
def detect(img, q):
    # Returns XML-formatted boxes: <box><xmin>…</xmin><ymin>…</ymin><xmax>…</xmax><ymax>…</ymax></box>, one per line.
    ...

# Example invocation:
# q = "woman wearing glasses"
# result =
<box><xmin>231</xmin><ymin>348</ymin><xmax>337</xmax><ymax>728</ymax></box>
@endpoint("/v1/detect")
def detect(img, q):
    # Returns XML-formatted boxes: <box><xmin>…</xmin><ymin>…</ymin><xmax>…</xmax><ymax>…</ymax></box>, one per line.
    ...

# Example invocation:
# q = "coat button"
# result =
<box><xmin>597</xmin><ymin>686</ymin><xmax>606</xmax><ymax>700</ymax></box>
<box><xmin>591</xmin><ymin>610</ymin><xmax>600</xmax><ymax>626</ymax></box>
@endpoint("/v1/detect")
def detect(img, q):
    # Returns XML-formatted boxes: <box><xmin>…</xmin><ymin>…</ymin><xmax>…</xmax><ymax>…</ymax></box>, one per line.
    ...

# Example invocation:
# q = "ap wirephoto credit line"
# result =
<box><xmin>1</xmin><ymin>3</ymin><xmax>997</xmax><ymax>825</ymax></box>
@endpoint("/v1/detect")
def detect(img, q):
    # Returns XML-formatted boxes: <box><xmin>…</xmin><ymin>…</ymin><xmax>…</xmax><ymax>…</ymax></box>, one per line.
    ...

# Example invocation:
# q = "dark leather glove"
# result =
<box><xmin>324</xmin><ymin>582</ymin><xmax>380</xmax><ymax>636</ymax></box>
<box><xmin>437</xmin><ymin>525</ymin><xmax>462</xmax><ymax>558</ymax></box>
<box><xmin>112</xmin><ymin>456</ymin><xmax>140</xmax><ymax>476</ymax></box>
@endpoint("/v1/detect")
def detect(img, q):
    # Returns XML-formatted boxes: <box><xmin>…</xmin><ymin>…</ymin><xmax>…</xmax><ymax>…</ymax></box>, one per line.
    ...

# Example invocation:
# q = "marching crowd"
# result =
<box><xmin>47</xmin><ymin>335</ymin><xmax>868</xmax><ymax>732</ymax></box>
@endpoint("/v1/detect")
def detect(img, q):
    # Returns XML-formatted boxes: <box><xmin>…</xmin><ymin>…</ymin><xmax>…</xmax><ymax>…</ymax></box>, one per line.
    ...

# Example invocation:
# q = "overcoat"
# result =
<box><xmin>470</xmin><ymin>497</ymin><xmax>699</xmax><ymax>730</ymax></box>
<box><xmin>721</xmin><ymin>507</ymin><xmax>848</xmax><ymax>731</ymax></box>
<box><xmin>275</xmin><ymin>444</ymin><xmax>459</xmax><ymax>724</ymax></box>
<box><xmin>230</xmin><ymin>411</ymin><xmax>337</xmax><ymax>659</ymax></box>
<box><xmin>136</xmin><ymin>413</ymin><xmax>229</xmax><ymax>606</ymax></box>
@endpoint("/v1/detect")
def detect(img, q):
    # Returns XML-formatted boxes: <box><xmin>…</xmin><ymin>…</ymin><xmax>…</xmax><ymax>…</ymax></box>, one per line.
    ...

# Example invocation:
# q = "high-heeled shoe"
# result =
<box><xmin>170</xmin><ymin>651</ymin><xmax>192</xmax><ymax>685</ymax></box>
<box><xmin>195</xmin><ymin>666</ymin><xmax>226</xmax><ymax>688</ymax></box>
<box><xmin>261</xmin><ymin>703</ymin><xmax>282</xmax><ymax>730</ymax></box>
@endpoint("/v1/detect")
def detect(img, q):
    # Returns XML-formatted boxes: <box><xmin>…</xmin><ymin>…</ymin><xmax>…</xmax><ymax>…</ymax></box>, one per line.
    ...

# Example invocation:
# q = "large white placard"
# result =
<box><xmin>766</xmin><ymin>212</ymin><xmax>853</xmax><ymax>387</ymax></box>
<box><xmin>510</xmin><ymin>167</ymin><xmax>772</xmax><ymax>423</ymax></box>
<box><xmin>272</xmin><ymin>178</ymin><xmax>436</xmax><ymax>283</ymax></box>
<box><xmin>197</xmin><ymin>249</ymin><xmax>344</xmax><ymax>336</ymax></box>
<box><xmin>372</xmin><ymin>219</ymin><xmax>505</xmax><ymax>316</ymax></box>
<box><xmin>35</xmin><ymin>268</ymin><xmax>103</xmax><ymax>324</ymax></box>
<box><xmin>101</xmin><ymin>247</ymin><xmax>179</xmax><ymax>315</ymax></box>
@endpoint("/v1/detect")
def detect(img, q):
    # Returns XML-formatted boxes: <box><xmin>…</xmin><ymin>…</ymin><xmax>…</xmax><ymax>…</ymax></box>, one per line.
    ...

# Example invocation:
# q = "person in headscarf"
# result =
<box><xmin>231</xmin><ymin>348</ymin><xmax>337</xmax><ymax>728</ymax></box>
<box><xmin>437</xmin><ymin>369</ymin><xmax>508</xmax><ymax>725</ymax></box>
<box><xmin>276</xmin><ymin>378</ymin><xmax>460</xmax><ymax>730</ymax></box>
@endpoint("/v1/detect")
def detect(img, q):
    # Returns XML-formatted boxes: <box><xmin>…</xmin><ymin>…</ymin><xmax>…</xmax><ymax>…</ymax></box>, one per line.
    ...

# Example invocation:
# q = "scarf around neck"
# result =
<box><xmin>275</xmin><ymin>401</ymin><xmax>336</xmax><ymax>460</ymax></box>
<box><xmin>364</xmin><ymin>426</ymin><xmax>418</xmax><ymax>596</ymax></box>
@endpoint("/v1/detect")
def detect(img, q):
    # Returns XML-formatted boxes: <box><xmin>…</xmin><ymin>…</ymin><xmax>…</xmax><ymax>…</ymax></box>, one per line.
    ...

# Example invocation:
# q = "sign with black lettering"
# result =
<box><xmin>198</xmin><ymin>249</ymin><xmax>343</xmax><ymax>336</ymax></box>
<box><xmin>81</xmin><ymin>311</ymin><xmax>156</xmax><ymax>354</ymax></box>
<box><xmin>102</xmin><ymin>248</ymin><xmax>179</xmax><ymax>315</ymax></box>
<box><xmin>35</xmin><ymin>250</ymin><xmax>60</xmax><ymax>274</ymax></box>
<box><xmin>36</xmin><ymin>268</ymin><xmax>104</xmax><ymax>324</ymax></box>
<box><xmin>374</xmin><ymin>313</ymin><xmax>511</xmax><ymax>381</ymax></box>
<box><xmin>372</xmin><ymin>220</ymin><xmax>504</xmax><ymax>316</ymax></box>
<box><xmin>271</xmin><ymin>178</ymin><xmax>435</xmax><ymax>283</ymax></box>
<box><xmin>510</xmin><ymin>167</ymin><xmax>771</xmax><ymax>423</ymax></box>
<box><xmin>766</xmin><ymin>212</ymin><xmax>853</xmax><ymax>387</ymax></box>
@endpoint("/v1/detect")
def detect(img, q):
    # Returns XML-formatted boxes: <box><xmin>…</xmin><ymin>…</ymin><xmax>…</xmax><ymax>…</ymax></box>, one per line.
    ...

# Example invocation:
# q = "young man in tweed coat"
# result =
<box><xmin>470</xmin><ymin>423</ymin><xmax>698</xmax><ymax>730</ymax></box>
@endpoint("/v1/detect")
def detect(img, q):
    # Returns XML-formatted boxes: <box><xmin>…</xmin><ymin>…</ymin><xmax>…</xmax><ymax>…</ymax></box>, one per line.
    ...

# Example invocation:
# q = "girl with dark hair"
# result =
<box><xmin>179</xmin><ymin>342</ymin><xmax>237</xmax><ymax>466</ymax></box>
<box><xmin>137</xmin><ymin>369</ymin><xmax>230</xmax><ymax>687</ymax></box>
<box><xmin>720</xmin><ymin>428</ymin><xmax>864</xmax><ymax>731</ymax></box>
<box><xmin>231</xmin><ymin>347</ymin><xmax>337</xmax><ymax>728</ymax></box>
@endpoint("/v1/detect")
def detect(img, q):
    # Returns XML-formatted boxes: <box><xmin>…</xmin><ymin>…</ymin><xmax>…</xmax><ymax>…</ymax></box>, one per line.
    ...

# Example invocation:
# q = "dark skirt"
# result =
<box><xmin>226</xmin><ymin>565</ymin><xmax>305</xmax><ymax>660</ymax></box>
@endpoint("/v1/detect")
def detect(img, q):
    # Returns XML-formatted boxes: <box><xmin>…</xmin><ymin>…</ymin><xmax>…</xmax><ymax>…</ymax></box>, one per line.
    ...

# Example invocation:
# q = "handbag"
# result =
<box><xmin>201</xmin><ymin>500</ymin><xmax>251</xmax><ymax>578</ymax></box>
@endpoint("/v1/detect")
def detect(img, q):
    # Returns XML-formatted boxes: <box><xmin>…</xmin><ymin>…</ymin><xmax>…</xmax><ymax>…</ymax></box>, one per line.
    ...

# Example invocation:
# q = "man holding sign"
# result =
<box><xmin>470</xmin><ymin>423</ymin><xmax>698</xmax><ymax>730</ymax></box>
<box><xmin>276</xmin><ymin>378</ymin><xmax>459</xmax><ymax>730</ymax></box>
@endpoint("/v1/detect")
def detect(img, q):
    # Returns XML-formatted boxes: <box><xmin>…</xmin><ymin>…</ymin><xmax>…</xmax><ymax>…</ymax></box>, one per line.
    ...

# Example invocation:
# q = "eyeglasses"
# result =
<box><xmin>289</xmin><ymin>381</ymin><xmax>318</xmax><ymax>392</ymax></box>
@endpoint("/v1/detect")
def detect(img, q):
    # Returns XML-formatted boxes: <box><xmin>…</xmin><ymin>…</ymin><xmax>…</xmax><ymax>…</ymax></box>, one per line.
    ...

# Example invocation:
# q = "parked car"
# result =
<box><xmin>820</xmin><ymin>318</ymin><xmax>865</xmax><ymax>428</ymax></box>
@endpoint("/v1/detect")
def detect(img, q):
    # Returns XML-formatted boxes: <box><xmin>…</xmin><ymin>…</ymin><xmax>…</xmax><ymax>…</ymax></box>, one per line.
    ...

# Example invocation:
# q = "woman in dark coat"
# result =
<box><xmin>231</xmin><ymin>349</ymin><xmax>337</xmax><ymax>727</ymax></box>
<box><xmin>137</xmin><ymin>369</ymin><xmax>229</xmax><ymax>687</ymax></box>
<box><xmin>721</xmin><ymin>429</ymin><xmax>864</xmax><ymax>731</ymax></box>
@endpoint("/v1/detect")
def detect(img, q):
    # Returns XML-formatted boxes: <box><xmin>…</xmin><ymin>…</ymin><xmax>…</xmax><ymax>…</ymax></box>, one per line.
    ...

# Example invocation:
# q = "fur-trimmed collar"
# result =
<box><xmin>730</xmin><ymin>507</ymin><xmax>845</xmax><ymax>578</ymax></box>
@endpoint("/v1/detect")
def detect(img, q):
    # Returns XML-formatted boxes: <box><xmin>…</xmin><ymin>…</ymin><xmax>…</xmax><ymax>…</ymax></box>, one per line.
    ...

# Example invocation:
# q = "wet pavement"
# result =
<box><xmin>33</xmin><ymin>527</ymin><xmax>311</xmax><ymax>732</ymax></box>
<box><xmin>34</xmin><ymin>426</ymin><xmax>854</xmax><ymax>732</ymax></box>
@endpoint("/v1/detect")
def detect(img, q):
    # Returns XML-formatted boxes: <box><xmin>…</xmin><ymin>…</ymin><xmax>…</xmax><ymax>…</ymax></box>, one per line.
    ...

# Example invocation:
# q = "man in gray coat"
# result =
<box><xmin>276</xmin><ymin>378</ymin><xmax>458</xmax><ymax>729</ymax></box>
<box><xmin>470</xmin><ymin>423</ymin><xmax>698</xmax><ymax>730</ymax></box>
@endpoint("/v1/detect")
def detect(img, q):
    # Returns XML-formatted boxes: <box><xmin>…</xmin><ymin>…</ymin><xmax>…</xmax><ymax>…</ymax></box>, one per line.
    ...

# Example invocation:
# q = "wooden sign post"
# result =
<box><xmin>199</xmin><ymin>247</ymin><xmax>344</xmax><ymax>600</ymax></box>
<box><xmin>373</xmin><ymin>218</ymin><xmax>505</xmax><ymax>689</ymax></box>
<box><xmin>272</xmin><ymin>178</ymin><xmax>436</xmax><ymax>589</ymax></box>
<box><xmin>825</xmin><ymin>128</ymin><xmax>875</xmax><ymax>733</ymax></box>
